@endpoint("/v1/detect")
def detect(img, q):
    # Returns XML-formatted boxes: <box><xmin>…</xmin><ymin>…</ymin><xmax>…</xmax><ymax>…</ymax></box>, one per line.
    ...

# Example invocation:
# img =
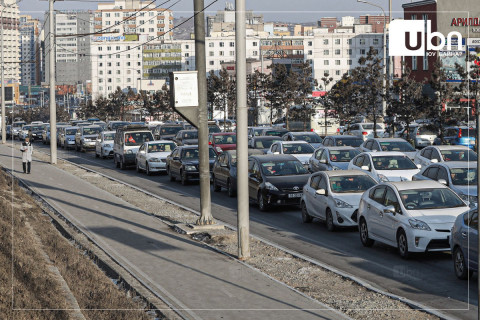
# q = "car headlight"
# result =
<box><xmin>408</xmin><ymin>219</ymin><xmax>431</xmax><ymax>231</ymax></box>
<box><xmin>67</xmin><ymin>138</ymin><xmax>71</xmax><ymax>141</ymax></box>
<box><xmin>104</xmin><ymin>144</ymin><xmax>111</xmax><ymax>148</ymax></box>
<box><xmin>216</xmin><ymin>146</ymin><xmax>223</xmax><ymax>153</ymax></box>
<box><xmin>264</xmin><ymin>182</ymin><xmax>279</xmax><ymax>191</ymax></box>
<box><xmin>334</xmin><ymin>198</ymin><xmax>353</xmax><ymax>208</ymax></box>
<box><xmin>378</xmin><ymin>174</ymin><xmax>389</xmax><ymax>182</ymax></box>
<box><xmin>185</xmin><ymin>165</ymin><xmax>197</xmax><ymax>171</ymax></box>
<box><xmin>149</xmin><ymin>157</ymin><xmax>160</xmax><ymax>162</ymax></box>
<box><xmin>332</xmin><ymin>166</ymin><xmax>341</xmax><ymax>171</ymax></box>
<box><xmin>84</xmin><ymin>138</ymin><xmax>91</xmax><ymax>142</ymax></box>
<box><xmin>126</xmin><ymin>149</ymin><xmax>133</xmax><ymax>154</ymax></box>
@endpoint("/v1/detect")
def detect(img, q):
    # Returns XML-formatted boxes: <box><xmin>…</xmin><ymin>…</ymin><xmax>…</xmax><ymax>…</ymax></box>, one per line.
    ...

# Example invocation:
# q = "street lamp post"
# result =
<box><xmin>357</xmin><ymin>0</ymin><xmax>387</xmax><ymax>116</ymax></box>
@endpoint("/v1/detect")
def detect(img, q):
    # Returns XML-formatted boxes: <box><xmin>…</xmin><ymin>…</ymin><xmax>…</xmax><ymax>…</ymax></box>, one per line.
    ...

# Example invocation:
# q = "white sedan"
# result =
<box><xmin>95</xmin><ymin>131</ymin><xmax>115</xmax><ymax>158</ymax></box>
<box><xmin>301</xmin><ymin>170</ymin><xmax>377</xmax><ymax>231</ymax></box>
<box><xmin>348</xmin><ymin>151</ymin><xmax>421</xmax><ymax>182</ymax></box>
<box><xmin>135</xmin><ymin>140</ymin><xmax>177</xmax><ymax>175</ymax></box>
<box><xmin>358</xmin><ymin>180</ymin><xmax>469</xmax><ymax>258</ymax></box>
<box><xmin>267</xmin><ymin>141</ymin><xmax>315</xmax><ymax>168</ymax></box>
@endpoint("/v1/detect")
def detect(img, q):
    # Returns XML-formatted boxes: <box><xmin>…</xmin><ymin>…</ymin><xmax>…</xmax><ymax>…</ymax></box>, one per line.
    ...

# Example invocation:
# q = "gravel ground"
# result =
<box><xmin>27</xmin><ymin>147</ymin><xmax>438</xmax><ymax>320</ymax></box>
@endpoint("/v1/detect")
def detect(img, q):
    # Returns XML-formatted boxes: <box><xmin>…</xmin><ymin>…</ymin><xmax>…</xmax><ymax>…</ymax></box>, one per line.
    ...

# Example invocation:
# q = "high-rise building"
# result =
<box><xmin>318</xmin><ymin>17</ymin><xmax>338</xmax><ymax>33</ymax></box>
<box><xmin>45</xmin><ymin>10</ymin><xmax>93</xmax><ymax>85</ymax></box>
<box><xmin>0</xmin><ymin>0</ymin><xmax>20</xmax><ymax>84</ymax></box>
<box><xmin>19</xmin><ymin>15</ymin><xmax>40</xmax><ymax>85</ymax></box>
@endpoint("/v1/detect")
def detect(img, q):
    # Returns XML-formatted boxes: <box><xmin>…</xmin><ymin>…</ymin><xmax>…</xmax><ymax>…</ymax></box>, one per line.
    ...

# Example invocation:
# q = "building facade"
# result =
<box><xmin>19</xmin><ymin>15</ymin><xmax>40</xmax><ymax>85</ymax></box>
<box><xmin>0</xmin><ymin>0</ymin><xmax>20</xmax><ymax>84</ymax></box>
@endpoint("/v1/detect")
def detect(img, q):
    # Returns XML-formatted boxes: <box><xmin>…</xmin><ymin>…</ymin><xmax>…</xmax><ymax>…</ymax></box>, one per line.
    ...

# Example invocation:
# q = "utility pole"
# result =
<box><xmin>194</xmin><ymin>0</ymin><xmax>214</xmax><ymax>225</ymax></box>
<box><xmin>235</xmin><ymin>0</ymin><xmax>249</xmax><ymax>260</ymax></box>
<box><xmin>1</xmin><ymin>3</ymin><xmax>5</xmax><ymax>144</ymax></box>
<box><xmin>49</xmin><ymin>0</ymin><xmax>57</xmax><ymax>164</ymax></box>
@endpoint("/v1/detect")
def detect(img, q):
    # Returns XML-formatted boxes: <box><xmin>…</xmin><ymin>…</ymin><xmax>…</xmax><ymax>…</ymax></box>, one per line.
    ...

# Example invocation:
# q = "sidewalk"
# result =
<box><xmin>0</xmin><ymin>143</ymin><xmax>348</xmax><ymax>320</ymax></box>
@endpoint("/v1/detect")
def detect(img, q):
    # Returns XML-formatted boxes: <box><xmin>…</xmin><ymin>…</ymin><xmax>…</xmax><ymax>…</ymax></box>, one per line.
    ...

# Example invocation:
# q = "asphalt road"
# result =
<box><xmin>30</xmin><ymin>141</ymin><xmax>478</xmax><ymax>320</ymax></box>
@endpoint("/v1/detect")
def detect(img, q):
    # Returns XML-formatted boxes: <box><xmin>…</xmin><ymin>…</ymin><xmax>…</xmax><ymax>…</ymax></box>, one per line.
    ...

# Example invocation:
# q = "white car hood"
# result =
<box><xmin>377</xmin><ymin>169</ymin><xmax>420</xmax><ymax>181</ymax></box>
<box><xmin>407</xmin><ymin>207</ymin><xmax>468</xmax><ymax>224</ymax></box>
<box><xmin>332</xmin><ymin>193</ymin><xmax>364</xmax><ymax>207</ymax></box>
<box><xmin>145</xmin><ymin>151</ymin><xmax>171</xmax><ymax>160</ymax></box>
<box><xmin>291</xmin><ymin>154</ymin><xmax>312</xmax><ymax>164</ymax></box>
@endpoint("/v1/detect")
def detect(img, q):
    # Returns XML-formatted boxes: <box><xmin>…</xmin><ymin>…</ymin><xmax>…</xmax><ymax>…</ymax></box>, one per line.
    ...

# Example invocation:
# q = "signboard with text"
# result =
<box><xmin>170</xmin><ymin>71</ymin><xmax>199</xmax><ymax>128</ymax></box>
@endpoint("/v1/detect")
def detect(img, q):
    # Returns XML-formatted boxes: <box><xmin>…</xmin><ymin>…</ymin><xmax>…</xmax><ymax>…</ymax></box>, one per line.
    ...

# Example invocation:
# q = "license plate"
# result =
<box><xmin>288</xmin><ymin>193</ymin><xmax>302</xmax><ymax>198</ymax></box>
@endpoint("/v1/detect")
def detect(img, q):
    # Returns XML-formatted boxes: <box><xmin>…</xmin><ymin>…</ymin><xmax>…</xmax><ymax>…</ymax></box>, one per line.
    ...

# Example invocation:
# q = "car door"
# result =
<box><xmin>350</xmin><ymin>155</ymin><xmax>364</xmax><ymax>170</ymax></box>
<box><xmin>377</xmin><ymin>187</ymin><xmax>401</xmax><ymax>243</ymax></box>
<box><xmin>316</xmin><ymin>174</ymin><xmax>329</xmax><ymax>219</ymax></box>
<box><xmin>436</xmin><ymin>166</ymin><xmax>449</xmax><ymax>184</ymax></box>
<box><xmin>310</xmin><ymin>148</ymin><xmax>323</xmax><ymax>172</ymax></box>
<box><xmin>169</xmin><ymin>148</ymin><xmax>181</xmax><ymax>177</ymax></box>
<box><xmin>217</xmin><ymin>154</ymin><xmax>228</xmax><ymax>186</ymax></box>
<box><xmin>431</xmin><ymin>149</ymin><xmax>442</xmax><ymax>163</ymax></box>
<box><xmin>467</xmin><ymin>210</ymin><xmax>478</xmax><ymax>271</ymax></box>
<box><xmin>304</xmin><ymin>174</ymin><xmax>321</xmax><ymax>217</ymax></box>
<box><xmin>248</xmin><ymin>160</ymin><xmax>261</xmax><ymax>199</ymax></box>
<box><xmin>420</xmin><ymin>148</ymin><xmax>433</xmax><ymax>166</ymax></box>
<box><xmin>318</xmin><ymin>149</ymin><xmax>330</xmax><ymax>171</ymax></box>
<box><xmin>137</xmin><ymin>144</ymin><xmax>146</xmax><ymax>169</ymax></box>
<box><xmin>365</xmin><ymin>185</ymin><xmax>387</xmax><ymax>238</ymax></box>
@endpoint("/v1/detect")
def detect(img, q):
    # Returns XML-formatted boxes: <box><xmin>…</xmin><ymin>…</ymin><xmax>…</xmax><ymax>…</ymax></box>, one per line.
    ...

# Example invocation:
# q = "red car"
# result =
<box><xmin>208</xmin><ymin>132</ymin><xmax>237</xmax><ymax>153</ymax></box>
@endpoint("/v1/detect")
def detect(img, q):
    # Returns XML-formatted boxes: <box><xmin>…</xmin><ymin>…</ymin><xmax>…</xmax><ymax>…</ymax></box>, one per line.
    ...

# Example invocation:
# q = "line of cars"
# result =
<box><xmin>25</xmin><ymin>119</ymin><xmax>478</xmax><ymax>278</ymax></box>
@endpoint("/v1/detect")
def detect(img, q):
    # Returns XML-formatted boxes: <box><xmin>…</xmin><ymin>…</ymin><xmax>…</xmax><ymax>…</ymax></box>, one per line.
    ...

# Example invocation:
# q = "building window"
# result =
<box><xmin>373</xmin><ymin>39</ymin><xmax>379</xmax><ymax>45</ymax></box>
<box><xmin>335</xmin><ymin>39</ymin><xmax>340</xmax><ymax>45</ymax></box>
<box><xmin>335</xmin><ymin>70</ymin><xmax>341</xmax><ymax>76</ymax></box>
<box><xmin>411</xmin><ymin>14</ymin><xmax>417</xmax><ymax>20</ymax></box>
<box><xmin>99</xmin><ymin>62</ymin><xmax>103</xmax><ymax>67</ymax></box>
<box><xmin>412</xmin><ymin>56</ymin><xmax>417</xmax><ymax>70</ymax></box>
<box><xmin>209</xmin><ymin>51</ymin><xmax>214</xmax><ymax>56</ymax></box>
<box><xmin>323</xmin><ymin>49</ymin><xmax>329</xmax><ymax>55</ymax></box>
<box><xmin>423</xmin><ymin>55</ymin><xmax>428</xmax><ymax>70</ymax></box>
<box><xmin>98</xmin><ymin>47</ymin><xmax>103</xmax><ymax>51</ymax></box>
<box><xmin>346</xmin><ymin>49</ymin><xmax>352</xmax><ymax>55</ymax></box>
<box><xmin>209</xmin><ymin>42</ymin><xmax>214</xmax><ymax>47</ymax></box>
<box><xmin>185</xmin><ymin>45</ymin><xmax>189</xmax><ymax>49</ymax></box>
<box><xmin>347</xmin><ymin>39</ymin><xmax>352</xmax><ymax>45</ymax></box>
<box><xmin>347</xmin><ymin>60</ymin><xmax>352</xmax><ymax>65</ymax></box>
<box><xmin>219</xmin><ymin>42</ymin><xmax>224</xmax><ymax>47</ymax></box>
<box><xmin>335</xmin><ymin>60</ymin><xmax>340</xmax><ymax>65</ymax></box>
<box><xmin>209</xmin><ymin>61</ymin><xmax>214</xmax><ymax>65</ymax></box>
<box><xmin>308</xmin><ymin>50</ymin><xmax>312</xmax><ymax>55</ymax></box>
<box><xmin>116</xmin><ymin>70</ymin><xmax>121</xmax><ymax>74</ymax></box>
<box><xmin>229</xmin><ymin>42</ymin><xmax>234</xmax><ymax>47</ymax></box>
<box><xmin>230</xmin><ymin>51</ymin><xmax>235</xmax><ymax>56</ymax></box>
<box><xmin>253</xmin><ymin>50</ymin><xmax>258</xmax><ymax>55</ymax></box>
<box><xmin>253</xmin><ymin>41</ymin><xmax>257</xmax><ymax>46</ymax></box>
<box><xmin>127</xmin><ymin>78</ymin><xmax>131</xmax><ymax>82</ymax></box>
<box><xmin>360</xmin><ymin>49</ymin><xmax>366</xmax><ymax>55</ymax></box>
<box><xmin>359</xmin><ymin>39</ymin><xmax>366</xmax><ymax>45</ymax></box>
<box><xmin>335</xmin><ymin>49</ymin><xmax>340</xmax><ymax>55</ymax></box>
<box><xmin>308</xmin><ymin>41</ymin><xmax>312</xmax><ymax>46</ymax></box>
<box><xmin>98</xmin><ymin>78</ymin><xmax>103</xmax><ymax>83</ymax></box>
<box><xmin>127</xmin><ymin>62</ymin><xmax>131</xmax><ymax>66</ymax></box>
<box><xmin>323</xmin><ymin>39</ymin><xmax>329</xmax><ymax>45</ymax></box>
<box><xmin>219</xmin><ymin>51</ymin><xmax>224</xmax><ymax>56</ymax></box>
<box><xmin>324</xmin><ymin>60</ymin><xmax>329</xmax><ymax>65</ymax></box>
<box><xmin>107</xmin><ymin>62</ymin><xmax>112</xmax><ymax>67</ymax></box>
<box><xmin>99</xmin><ymin>70</ymin><xmax>103</xmax><ymax>75</ymax></box>
<box><xmin>116</xmin><ymin>46</ymin><xmax>120</xmax><ymax>50</ymax></box>
<box><xmin>116</xmin><ymin>62</ymin><xmax>120</xmax><ymax>66</ymax></box>
<box><xmin>185</xmin><ymin>53</ymin><xmax>189</xmax><ymax>57</ymax></box>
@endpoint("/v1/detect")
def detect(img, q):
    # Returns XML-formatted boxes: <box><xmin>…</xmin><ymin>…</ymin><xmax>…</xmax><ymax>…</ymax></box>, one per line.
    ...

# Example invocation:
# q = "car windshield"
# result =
<box><xmin>450</xmin><ymin>168</ymin><xmax>478</xmax><ymax>185</ymax></box>
<box><xmin>66</xmin><ymin>129</ymin><xmax>77</xmax><ymax>135</ymax></box>
<box><xmin>441</xmin><ymin>150</ymin><xmax>477</xmax><ymax>161</ymax></box>
<box><xmin>253</xmin><ymin>128</ymin><xmax>265</xmax><ymax>136</ymax></box>
<box><xmin>111</xmin><ymin>122</ymin><xmax>129</xmax><ymax>129</ymax></box>
<box><xmin>329</xmin><ymin>175</ymin><xmax>376</xmax><ymax>193</ymax></box>
<box><xmin>261</xmin><ymin>160</ymin><xmax>308</xmax><ymax>176</ymax></box>
<box><xmin>379</xmin><ymin>141</ymin><xmax>415</xmax><ymax>152</ymax></box>
<box><xmin>293</xmin><ymin>134</ymin><xmax>323</xmax><ymax>143</ymax></box>
<box><xmin>418</xmin><ymin>127</ymin><xmax>437</xmax><ymax>135</ymax></box>
<box><xmin>214</xmin><ymin>135</ymin><xmax>236</xmax><ymax>144</ymax></box>
<box><xmin>254</xmin><ymin>138</ymin><xmax>281</xmax><ymax>149</ymax></box>
<box><xmin>22</xmin><ymin>126</ymin><xmax>32</xmax><ymax>130</ymax></box>
<box><xmin>31</xmin><ymin>126</ymin><xmax>44</xmax><ymax>131</ymax></box>
<box><xmin>148</xmin><ymin>142</ymin><xmax>176</xmax><ymax>153</ymax></box>
<box><xmin>362</xmin><ymin>124</ymin><xmax>383</xmax><ymax>130</ymax></box>
<box><xmin>103</xmin><ymin>133</ymin><xmax>115</xmax><ymax>140</ymax></box>
<box><xmin>336</xmin><ymin>138</ymin><xmax>364</xmax><ymax>147</ymax></box>
<box><xmin>182</xmin><ymin>131</ymin><xmax>198</xmax><ymax>139</ymax></box>
<box><xmin>124</xmin><ymin>132</ymin><xmax>154</xmax><ymax>146</ymax></box>
<box><xmin>208</xmin><ymin>125</ymin><xmax>221</xmax><ymax>133</ymax></box>
<box><xmin>372</xmin><ymin>156</ymin><xmax>418</xmax><ymax>170</ymax></box>
<box><xmin>282</xmin><ymin>143</ymin><xmax>314</xmax><ymax>154</ymax></box>
<box><xmin>329</xmin><ymin>150</ymin><xmax>359</xmax><ymax>162</ymax></box>
<box><xmin>182</xmin><ymin>148</ymin><xmax>217</xmax><ymax>159</ymax></box>
<box><xmin>161</xmin><ymin>126</ymin><xmax>183</xmax><ymax>135</ymax></box>
<box><xmin>399</xmin><ymin>188</ymin><xmax>465</xmax><ymax>210</ymax></box>
<box><xmin>83</xmin><ymin>127</ymin><xmax>102</xmax><ymax>135</ymax></box>
<box><xmin>264</xmin><ymin>130</ymin><xmax>286</xmax><ymax>137</ymax></box>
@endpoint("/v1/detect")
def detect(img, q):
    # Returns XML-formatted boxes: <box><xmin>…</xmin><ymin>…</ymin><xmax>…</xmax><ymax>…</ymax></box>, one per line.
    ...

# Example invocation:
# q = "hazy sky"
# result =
<box><xmin>20</xmin><ymin>0</ymin><xmax>414</xmax><ymax>22</ymax></box>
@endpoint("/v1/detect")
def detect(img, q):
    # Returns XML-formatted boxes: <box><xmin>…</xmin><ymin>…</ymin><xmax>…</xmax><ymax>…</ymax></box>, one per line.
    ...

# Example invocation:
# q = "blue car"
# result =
<box><xmin>437</xmin><ymin>127</ymin><xmax>476</xmax><ymax>149</ymax></box>
<box><xmin>451</xmin><ymin>208</ymin><xmax>478</xmax><ymax>279</ymax></box>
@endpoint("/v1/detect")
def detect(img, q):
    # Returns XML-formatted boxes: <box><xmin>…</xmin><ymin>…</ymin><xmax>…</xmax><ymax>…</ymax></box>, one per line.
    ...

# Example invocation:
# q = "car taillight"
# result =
<box><xmin>362</xmin><ymin>131</ymin><xmax>368</xmax><ymax>135</ymax></box>
<box><xmin>208</xmin><ymin>141</ymin><xmax>212</xmax><ymax>145</ymax></box>
<box><xmin>416</xmin><ymin>131</ymin><xmax>419</xmax><ymax>135</ymax></box>
<box><xmin>336</xmin><ymin>128</ymin><xmax>340</xmax><ymax>132</ymax></box>
<box><xmin>311</xmin><ymin>128</ymin><xmax>315</xmax><ymax>132</ymax></box>
<box><xmin>458</xmin><ymin>128</ymin><xmax>462</xmax><ymax>138</ymax></box>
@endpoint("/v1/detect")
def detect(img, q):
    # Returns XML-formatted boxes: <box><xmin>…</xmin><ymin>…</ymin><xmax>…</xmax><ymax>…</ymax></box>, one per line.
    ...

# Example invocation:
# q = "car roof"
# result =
<box><xmin>437</xmin><ymin>161</ymin><xmax>477</xmax><ymax>169</ymax></box>
<box><xmin>211</xmin><ymin>132</ymin><xmax>235</xmax><ymax>136</ymax></box>
<box><xmin>369</xmin><ymin>138</ymin><xmax>408</xmax><ymax>142</ymax></box>
<box><xmin>249</xmin><ymin>154</ymin><xmax>297</xmax><ymax>162</ymax></box>
<box><xmin>146</xmin><ymin>140</ymin><xmax>175</xmax><ymax>144</ymax></box>
<box><xmin>253</xmin><ymin>136</ymin><xmax>281</xmax><ymax>140</ymax></box>
<box><xmin>361</xmin><ymin>151</ymin><xmax>407</xmax><ymax>157</ymax></box>
<box><xmin>321</xmin><ymin>169</ymin><xmax>371</xmax><ymax>177</ymax></box>
<box><xmin>65</xmin><ymin>126</ymin><xmax>79</xmax><ymax>130</ymax></box>
<box><xmin>102</xmin><ymin>130</ymin><xmax>116</xmax><ymax>134</ymax></box>
<box><xmin>388</xmin><ymin>180</ymin><xmax>447</xmax><ymax>191</ymax></box>
<box><xmin>290</xmin><ymin>131</ymin><xmax>317</xmax><ymax>135</ymax></box>
<box><xmin>319</xmin><ymin>146</ymin><xmax>356</xmax><ymax>151</ymax></box>
<box><xmin>326</xmin><ymin>135</ymin><xmax>362</xmax><ymax>139</ymax></box>
<box><xmin>278</xmin><ymin>141</ymin><xmax>311</xmax><ymax>145</ymax></box>
<box><xmin>430</xmin><ymin>145</ymin><xmax>471</xmax><ymax>150</ymax></box>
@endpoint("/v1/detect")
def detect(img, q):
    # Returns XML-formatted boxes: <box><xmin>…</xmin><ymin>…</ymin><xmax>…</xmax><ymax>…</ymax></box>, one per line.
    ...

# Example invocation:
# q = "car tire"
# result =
<box><xmin>227</xmin><ymin>179</ymin><xmax>235</xmax><ymax>197</ymax></box>
<box><xmin>397</xmin><ymin>229</ymin><xmax>410</xmax><ymax>259</ymax></box>
<box><xmin>181</xmin><ymin>170</ymin><xmax>188</xmax><ymax>185</ymax></box>
<box><xmin>257</xmin><ymin>192</ymin><xmax>268</xmax><ymax>212</ymax></box>
<box><xmin>453</xmin><ymin>246</ymin><xmax>472</xmax><ymax>280</ymax></box>
<box><xmin>146</xmin><ymin>163</ymin><xmax>151</xmax><ymax>176</ymax></box>
<box><xmin>359</xmin><ymin>218</ymin><xmax>374</xmax><ymax>247</ymax></box>
<box><xmin>212</xmin><ymin>175</ymin><xmax>221</xmax><ymax>192</ymax></box>
<box><xmin>301</xmin><ymin>201</ymin><xmax>313</xmax><ymax>223</ymax></box>
<box><xmin>136</xmin><ymin>161</ymin><xmax>141</xmax><ymax>173</ymax></box>
<box><xmin>326</xmin><ymin>209</ymin><xmax>335</xmax><ymax>231</ymax></box>
<box><xmin>168</xmin><ymin>166</ymin><xmax>176</xmax><ymax>182</ymax></box>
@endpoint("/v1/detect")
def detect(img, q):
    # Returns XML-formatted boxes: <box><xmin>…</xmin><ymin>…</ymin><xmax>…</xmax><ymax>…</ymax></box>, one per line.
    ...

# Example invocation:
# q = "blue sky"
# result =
<box><xmin>20</xmin><ymin>0</ymin><xmax>413</xmax><ymax>22</ymax></box>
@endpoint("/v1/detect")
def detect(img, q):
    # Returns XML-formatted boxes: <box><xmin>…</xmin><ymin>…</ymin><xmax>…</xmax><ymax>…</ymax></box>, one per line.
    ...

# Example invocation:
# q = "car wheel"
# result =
<box><xmin>212</xmin><ymin>175</ymin><xmax>221</xmax><ymax>192</ymax></box>
<box><xmin>227</xmin><ymin>179</ymin><xmax>236</xmax><ymax>197</ymax></box>
<box><xmin>326</xmin><ymin>209</ymin><xmax>335</xmax><ymax>231</ymax></box>
<box><xmin>146</xmin><ymin>163</ymin><xmax>151</xmax><ymax>176</ymax></box>
<box><xmin>397</xmin><ymin>229</ymin><xmax>410</xmax><ymax>259</ymax></box>
<box><xmin>453</xmin><ymin>246</ymin><xmax>471</xmax><ymax>280</ymax></box>
<box><xmin>359</xmin><ymin>218</ymin><xmax>374</xmax><ymax>247</ymax></box>
<box><xmin>181</xmin><ymin>170</ymin><xmax>188</xmax><ymax>185</ymax></box>
<box><xmin>257</xmin><ymin>192</ymin><xmax>268</xmax><ymax>212</ymax></box>
<box><xmin>301</xmin><ymin>201</ymin><xmax>313</xmax><ymax>223</ymax></box>
<box><xmin>168</xmin><ymin>166</ymin><xmax>176</xmax><ymax>182</ymax></box>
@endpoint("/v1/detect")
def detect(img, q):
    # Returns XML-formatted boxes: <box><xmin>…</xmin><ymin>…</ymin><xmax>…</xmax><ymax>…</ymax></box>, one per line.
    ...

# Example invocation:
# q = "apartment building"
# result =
<box><xmin>19</xmin><ymin>15</ymin><xmax>40</xmax><ymax>85</ymax></box>
<box><xmin>0</xmin><ymin>0</ymin><xmax>20</xmax><ymax>84</ymax></box>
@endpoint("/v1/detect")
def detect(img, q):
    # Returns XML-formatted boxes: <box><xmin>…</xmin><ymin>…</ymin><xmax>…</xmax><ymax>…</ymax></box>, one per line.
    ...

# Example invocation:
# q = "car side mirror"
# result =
<box><xmin>316</xmin><ymin>189</ymin><xmax>326</xmax><ymax>196</ymax></box>
<box><xmin>438</xmin><ymin>178</ymin><xmax>447</xmax><ymax>185</ymax></box>
<box><xmin>320</xmin><ymin>159</ymin><xmax>327</xmax><ymax>164</ymax></box>
<box><xmin>431</xmin><ymin>159</ymin><xmax>438</xmax><ymax>163</ymax></box>
<box><xmin>416</xmin><ymin>164</ymin><xmax>422</xmax><ymax>169</ymax></box>
<box><xmin>383</xmin><ymin>205</ymin><xmax>396</xmax><ymax>215</ymax></box>
<box><xmin>361</xmin><ymin>165</ymin><xmax>370</xmax><ymax>171</ymax></box>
